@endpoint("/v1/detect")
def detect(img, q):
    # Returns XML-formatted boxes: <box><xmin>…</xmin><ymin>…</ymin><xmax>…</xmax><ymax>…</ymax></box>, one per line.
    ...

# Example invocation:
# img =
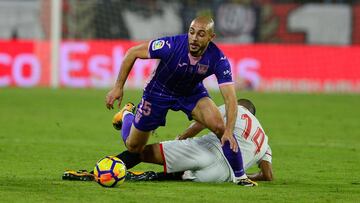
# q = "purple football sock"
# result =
<box><xmin>121</xmin><ymin>113</ymin><xmax>134</xmax><ymax>144</ymax></box>
<box><xmin>222</xmin><ymin>137</ymin><xmax>245</xmax><ymax>177</ymax></box>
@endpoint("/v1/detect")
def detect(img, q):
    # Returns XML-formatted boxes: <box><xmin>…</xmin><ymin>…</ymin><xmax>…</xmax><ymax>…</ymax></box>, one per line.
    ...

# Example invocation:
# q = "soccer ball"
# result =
<box><xmin>93</xmin><ymin>156</ymin><xmax>127</xmax><ymax>187</ymax></box>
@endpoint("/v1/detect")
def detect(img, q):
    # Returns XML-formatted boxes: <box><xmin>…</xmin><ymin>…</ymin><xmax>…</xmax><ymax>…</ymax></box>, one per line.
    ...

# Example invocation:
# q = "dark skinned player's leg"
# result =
<box><xmin>191</xmin><ymin>97</ymin><xmax>246</xmax><ymax>179</ymax></box>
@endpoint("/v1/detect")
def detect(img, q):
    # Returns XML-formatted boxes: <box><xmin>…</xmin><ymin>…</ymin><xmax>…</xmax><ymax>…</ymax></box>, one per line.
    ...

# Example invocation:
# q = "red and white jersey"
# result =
<box><xmin>160</xmin><ymin>104</ymin><xmax>272</xmax><ymax>182</ymax></box>
<box><xmin>217</xmin><ymin>104</ymin><xmax>272</xmax><ymax>170</ymax></box>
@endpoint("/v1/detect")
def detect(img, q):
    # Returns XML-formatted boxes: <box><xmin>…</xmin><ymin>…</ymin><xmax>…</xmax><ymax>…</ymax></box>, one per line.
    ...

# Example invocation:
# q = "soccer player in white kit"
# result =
<box><xmin>136</xmin><ymin>98</ymin><xmax>273</xmax><ymax>183</ymax></box>
<box><xmin>62</xmin><ymin>99</ymin><xmax>272</xmax><ymax>183</ymax></box>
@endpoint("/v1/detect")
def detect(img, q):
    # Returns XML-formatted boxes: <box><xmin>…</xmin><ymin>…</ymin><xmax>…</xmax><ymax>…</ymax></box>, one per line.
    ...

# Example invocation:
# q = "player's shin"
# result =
<box><xmin>222</xmin><ymin>140</ymin><xmax>246</xmax><ymax>179</ymax></box>
<box><xmin>121</xmin><ymin>113</ymin><xmax>134</xmax><ymax>144</ymax></box>
<box><xmin>115</xmin><ymin>150</ymin><xmax>141</xmax><ymax>169</ymax></box>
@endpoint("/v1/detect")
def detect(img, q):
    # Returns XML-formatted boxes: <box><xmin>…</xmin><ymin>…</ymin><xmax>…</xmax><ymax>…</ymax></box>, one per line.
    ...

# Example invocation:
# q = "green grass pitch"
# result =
<box><xmin>0</xmin><ymin>88</ymin><xmax>359</xmax><ymax>202</ymax></box>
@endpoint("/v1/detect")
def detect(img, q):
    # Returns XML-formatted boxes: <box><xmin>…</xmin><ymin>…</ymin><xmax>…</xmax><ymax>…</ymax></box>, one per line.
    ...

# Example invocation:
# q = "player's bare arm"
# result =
<box><xmin>106</xmin><ymin>42</ymin><xmax>150</xmax><ymax>109</ymax></box>
<box><xmin>247</xmin><ymin>160</ymin><xmax>273</xmax><ymax>181</ymax></box>
<box><xmin>177</xmin><ymin>121</ymin><xmax>205</xmax><ymax>140</ymax></box>
<box><xmin>219</xmin><ymin>84</ymin><xmax>238</xmax><ymax>152</ymax></box>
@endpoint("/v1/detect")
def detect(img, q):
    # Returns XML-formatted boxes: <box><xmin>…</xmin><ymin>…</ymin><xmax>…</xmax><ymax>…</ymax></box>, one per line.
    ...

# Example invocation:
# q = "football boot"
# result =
<box><xmin>236</xmin><ymin>178</ymin><xmax>258</xmax><ymax>187</ymax></box>
<box><xmin>112</xmin><ymin>102</ymin><xmax>136</xmax><ymax>130</ymax></box>
<box><xmin>62</xmin><ymin>169</ymin><xmax>94</xmax><ymax>181</ymax></box>
<box><xmin>125</xmin><ymin>171</ymin><xmax>158</xmax><ymax>181</ymax></box>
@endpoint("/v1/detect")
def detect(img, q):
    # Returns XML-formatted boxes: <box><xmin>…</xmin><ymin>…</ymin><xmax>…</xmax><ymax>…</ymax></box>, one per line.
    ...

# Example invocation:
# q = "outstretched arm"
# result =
<box><xmin>247</xmin><ymin>160</ymin><xmax>273</xmax><ymax>181</ymax></box>
<box><xmin>219</xmin><ymin>84</ymin><xmax>238</xmax><ymax>152</ymax></box>
<box><xmin>177</xmin><ymin>121</ymin><xmax>205</xmax><ymax>140</ymax></box>
<box><xmin>106</xmin><ymin>42</ymin><xmax>150</xmax><ymax>109</ymax></box>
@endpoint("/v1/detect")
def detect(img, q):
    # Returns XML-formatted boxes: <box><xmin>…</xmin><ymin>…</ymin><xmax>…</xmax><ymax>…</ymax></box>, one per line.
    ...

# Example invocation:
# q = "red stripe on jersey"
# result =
<box><xmin>159</xmin><ymin>143</ymin><xmax>167</xmax><ymax>173</ymax></box>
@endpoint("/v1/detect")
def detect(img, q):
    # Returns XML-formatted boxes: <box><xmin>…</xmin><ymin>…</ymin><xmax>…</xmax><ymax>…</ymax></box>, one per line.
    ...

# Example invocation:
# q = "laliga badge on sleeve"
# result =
<box><xmin>152</xmin><ymin>40</ymin><xmax>165</xmax><ymax>51</ymax></box>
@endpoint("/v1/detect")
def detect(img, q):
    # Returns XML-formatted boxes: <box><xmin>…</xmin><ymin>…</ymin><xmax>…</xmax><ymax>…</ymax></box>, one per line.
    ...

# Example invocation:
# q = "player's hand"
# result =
<box><xmin>105</xmin><ymin>86</ymin><xmax>123</xmax><ymax>110</ymax></box>
<box><xmin>221</xmin><ymin>130</ymin><xmax>238</xmax><ymax>153</ymax></box>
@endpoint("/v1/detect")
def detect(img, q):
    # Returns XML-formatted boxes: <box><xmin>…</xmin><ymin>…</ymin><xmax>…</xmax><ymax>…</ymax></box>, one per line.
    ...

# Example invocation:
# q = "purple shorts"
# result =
<box><xmin>133</xmin><ymin>90</ymin><xmax>209</xmax><ymax>131</ymax></box>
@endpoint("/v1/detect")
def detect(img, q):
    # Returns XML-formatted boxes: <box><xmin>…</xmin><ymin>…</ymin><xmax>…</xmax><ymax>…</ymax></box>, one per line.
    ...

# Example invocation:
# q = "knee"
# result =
<box><xmin>126</xmin><ymin>139</ymin><xmax>145</xmax><ymax>153</ymax></box>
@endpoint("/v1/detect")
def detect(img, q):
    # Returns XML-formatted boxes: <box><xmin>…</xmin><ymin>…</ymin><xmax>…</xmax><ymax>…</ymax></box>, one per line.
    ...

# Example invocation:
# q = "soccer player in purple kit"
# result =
<box><xmin>105</xmin><ymin>16</ymin><xmax>257</xmax><ymax>186</ymax></box>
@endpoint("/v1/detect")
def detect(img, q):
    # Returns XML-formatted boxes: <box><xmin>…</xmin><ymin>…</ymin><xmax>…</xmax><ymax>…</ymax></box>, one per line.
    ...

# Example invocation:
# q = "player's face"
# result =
<box><xmin>188</xmin><ymin>22</ymin><xmax>214</xmax><ymax>57</ymax></box>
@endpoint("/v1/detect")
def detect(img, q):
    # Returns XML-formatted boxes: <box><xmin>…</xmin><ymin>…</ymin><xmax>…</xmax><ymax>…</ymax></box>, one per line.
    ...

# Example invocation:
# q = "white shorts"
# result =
<box><xmin>160</xmin><ymin>136</ymin><xmax>232</xmax><ymax>183</ymax></box>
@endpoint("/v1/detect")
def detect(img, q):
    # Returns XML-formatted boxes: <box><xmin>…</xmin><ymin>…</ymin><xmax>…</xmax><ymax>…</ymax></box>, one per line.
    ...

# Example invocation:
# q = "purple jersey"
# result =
<box><xmin>133</xmin><ymin>34</ymin><xmax>233</xmax><ymax>131</ymax></box>
<box><xmin>146</xmin><ymin>34</ymin><xmax>233</xmax><ymax>97</ymax></box>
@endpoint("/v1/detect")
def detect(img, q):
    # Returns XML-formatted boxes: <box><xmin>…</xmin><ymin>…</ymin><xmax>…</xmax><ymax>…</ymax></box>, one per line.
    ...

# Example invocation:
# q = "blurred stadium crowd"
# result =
<box><xmin>1</xmin><ymin>0</ymin><xmax>360</xmax><ymax>45</ymax></box>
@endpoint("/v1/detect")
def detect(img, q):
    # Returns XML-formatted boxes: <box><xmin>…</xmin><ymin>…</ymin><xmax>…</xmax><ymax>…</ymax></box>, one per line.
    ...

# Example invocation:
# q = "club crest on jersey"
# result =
<box><xmin>197</xmin><ymin>64</ymin><xmax>209</xmax><ymax>74</ymax></box>
<box><xmin>152</xmin><ymin>40</ymin><xmax>165</xmax><ymax>51</ymax></box>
